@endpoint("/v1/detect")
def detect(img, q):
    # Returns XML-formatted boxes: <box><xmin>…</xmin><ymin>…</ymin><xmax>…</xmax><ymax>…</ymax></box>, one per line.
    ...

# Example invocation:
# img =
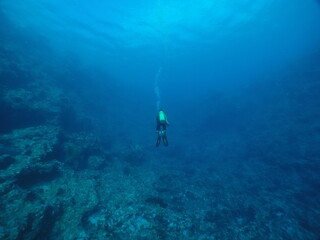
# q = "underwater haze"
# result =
<box><xmin>0</xmin><ymin>0</ymin><xmax>320</xmax><ymax>239</ymax></box>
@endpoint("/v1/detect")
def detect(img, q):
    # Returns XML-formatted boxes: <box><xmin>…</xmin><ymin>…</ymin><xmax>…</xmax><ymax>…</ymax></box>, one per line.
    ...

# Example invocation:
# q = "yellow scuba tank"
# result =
<box><xmin>159</xmin><ymin>111</ymin><xmax>166</xmax><ymax>124</ymax></box>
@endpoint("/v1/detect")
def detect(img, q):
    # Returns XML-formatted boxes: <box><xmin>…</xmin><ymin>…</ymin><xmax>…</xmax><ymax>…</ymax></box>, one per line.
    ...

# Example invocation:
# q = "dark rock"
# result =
<box><xmin>145</xmin><ymin>197</ymin><xmax>168</xmax><ymax>208</ymax></box>
<box><xmin>0</xmin><ymin>182</ymin><xmax>13</xmax><ymax>197</ymax></box>
<box><xmin>56</xmin><ymin>188</ymin><xmax>65</xmax><ymax>196</ymax></box>
<box><xmin>242</xmin><ymin>205</ymin><xmax>256</xmax><ymax>222</ymax></box>
<box><xmin>185</xmin><ymin>191</ymin><xmax>196</xmax><ymax>200</ymax></box>
<box><xmin>62</xmin><ymin>137</ymin><xmax>103</xmax><ymax>170</ymax></box>
<box><xmin>25</xmin><ymin>191</ymin><xmax>38</xmax><ymax>202</ymax></box>
<box><xmin>0</xmin><ymin>101</ymin><xmax>49</xmax><ymax>134</ymax></box>
<box><xmin>34</xmin><ymin>205</ymin><xmax>64</xmax><ymax>239</ymax></box>
<box><xmin>204</xmin><ymin>210</ymin><xmax>228</xmax><ymax>229</ymax></box>
<box><xmin>16</xmin><ymin>213</ymin><xmax>35</xmax><ymax>240</ymax></box>
<box><xmin>81</xmin><ymin>205</ymin><xmax>101</xmax><ymax>228</ymax></box>
<box><xmin>15</xmin><ymin>162</ymin><xmax>61</xmax><ymax>188</ymax></box>
<box><xmin>204</xmin><ymin>211</ymin><xmax>216</xmax><ymax>223</ymax></box>
<box><xmin>296</xmin><ymin>213</ymin><xmax>320</xmax><ymax>235</ymax></box>
<box><xmin>71</xmin><ymin>197</ymin><xmax>76</xmax><ymax>206</ymax></box>
<box><xmin>294</xmin><ymin>190</ymin><xmax>318</xmax><ymax>205</ymax></box>
<box><xmin>63</xmin><ymin>143</ymin><xmax>87</xmax><ymax>170</ymax></box>
<box><xmin>0</xmin><ymin>143</ymin><xmax>18</xmax><ymax>156</ymax></box>
<box><xmin>154</xmin><ymin>214</ymin><xmax>169</xmax><ymax>239</ymax></box>
<box><xmin>24</xmin><ymin>149</ymin><xmax>32</xmax><ymax>156</ymax></box>
<box><xmin>0</xmin><ymin>155</ymin><xmax>15</xmax><ymax>170</ymax></box>
<box><xmin>16</xmin><ymin>204</ymin><xmax>64</xmax><ymax>240</ymax></box>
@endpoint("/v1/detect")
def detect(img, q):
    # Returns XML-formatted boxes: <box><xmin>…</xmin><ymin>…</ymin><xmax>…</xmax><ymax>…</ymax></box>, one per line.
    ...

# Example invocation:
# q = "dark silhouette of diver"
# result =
<box><xmin>156</xmin><ymin>109</ymin><xmax>169</xmax><ymax>147</ymax></box>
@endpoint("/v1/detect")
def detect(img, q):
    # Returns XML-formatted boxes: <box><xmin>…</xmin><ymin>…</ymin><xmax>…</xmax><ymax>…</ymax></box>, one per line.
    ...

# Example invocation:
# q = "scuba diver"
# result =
<box><xmin>156</xmin><ymin>109</ymin><xmax>169</xmax><ymax>147</ymax></box>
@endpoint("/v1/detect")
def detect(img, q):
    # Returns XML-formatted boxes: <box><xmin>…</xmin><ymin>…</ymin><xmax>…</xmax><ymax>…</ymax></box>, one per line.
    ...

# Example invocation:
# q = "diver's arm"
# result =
<box><xmin>165</xmin><ymin>116</ymin><xmax>170</xmax><ymax>126</ymax></box>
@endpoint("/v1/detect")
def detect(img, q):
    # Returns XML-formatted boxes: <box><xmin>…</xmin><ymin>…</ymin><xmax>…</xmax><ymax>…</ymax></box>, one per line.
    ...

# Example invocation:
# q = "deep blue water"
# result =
<box><xmin>0</xmin><ymin>0</ymin><xmax>320</xmax><ymax>239</ymax></box>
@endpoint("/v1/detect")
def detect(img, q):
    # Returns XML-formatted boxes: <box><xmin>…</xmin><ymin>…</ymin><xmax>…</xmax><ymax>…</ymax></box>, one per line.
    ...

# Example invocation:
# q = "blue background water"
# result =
<box><xmin>3</xmin><ymin>0</ymin><xmax>319</xmax><ymax>142</ymax></box>
<box><xmin>0</xmin><ymin>0</ymin><xmax>320</xmax><ymax>239</ymax></box>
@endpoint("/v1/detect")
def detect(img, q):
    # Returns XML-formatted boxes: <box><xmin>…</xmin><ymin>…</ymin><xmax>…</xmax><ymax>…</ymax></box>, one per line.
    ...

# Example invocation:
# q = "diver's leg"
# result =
<box><xmin>156</xmin><ymin>135</ymin><xmax>161</xmax><ymax>147</ymax></box>
<box><xmin>163</xmin><ymin>134</ymin><xmax>168</xmax><ymax>146</ymax></box>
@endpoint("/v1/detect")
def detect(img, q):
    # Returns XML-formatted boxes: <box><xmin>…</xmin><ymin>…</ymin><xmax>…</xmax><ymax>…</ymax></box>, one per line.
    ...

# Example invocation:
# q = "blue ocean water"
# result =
<box><xmin>0</xmin><ymin>0</ymin><xmax>320</xmax><ymax>239</ymax></box>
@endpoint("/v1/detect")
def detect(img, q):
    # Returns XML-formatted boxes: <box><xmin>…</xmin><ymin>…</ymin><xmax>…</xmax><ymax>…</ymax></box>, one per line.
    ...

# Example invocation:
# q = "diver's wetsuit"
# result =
<box><xmin>156</xmin><ymin>110</ymin><xmax>169</xmax><ymax>147</ymax></box>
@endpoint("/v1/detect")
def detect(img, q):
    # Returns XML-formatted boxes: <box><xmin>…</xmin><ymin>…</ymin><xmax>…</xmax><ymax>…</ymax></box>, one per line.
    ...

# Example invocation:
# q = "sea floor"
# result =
<box><xmin>0</xmin><ymin>126</ymin><xmax>319</xmax><ymax>240</ymax></box>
